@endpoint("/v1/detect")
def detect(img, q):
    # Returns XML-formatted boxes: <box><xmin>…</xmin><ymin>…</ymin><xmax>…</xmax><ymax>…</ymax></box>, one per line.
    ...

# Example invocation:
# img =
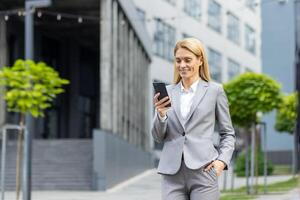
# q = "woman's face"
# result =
<box><xmin>175</xmin><ymin>48</ymin><xmax>202</xmax><ymax>80</ymax></box>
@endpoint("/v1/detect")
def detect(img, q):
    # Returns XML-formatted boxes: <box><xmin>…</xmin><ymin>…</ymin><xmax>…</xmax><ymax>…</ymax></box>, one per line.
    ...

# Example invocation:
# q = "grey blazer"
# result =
<box><xmin>151</xmin><ymin>79</ymin><xmax>235</xmax><ymax>175</ymax></box>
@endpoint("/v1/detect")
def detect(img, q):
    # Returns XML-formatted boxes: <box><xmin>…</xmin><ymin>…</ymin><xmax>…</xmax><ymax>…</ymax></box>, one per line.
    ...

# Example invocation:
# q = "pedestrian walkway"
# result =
<box><xmin>218</xmin><ymin>168</ymin><xmax>295</xmax><ymax>191</ymax></box>
<box><xmin>3</xmin><ymin>168</ymin><xmax>296</xmax><ymax>200</ymax></box>
<box><xmin>255</xmin><ymin>188</ymin><xmax>300</xmax><ymax>200</ymax></box>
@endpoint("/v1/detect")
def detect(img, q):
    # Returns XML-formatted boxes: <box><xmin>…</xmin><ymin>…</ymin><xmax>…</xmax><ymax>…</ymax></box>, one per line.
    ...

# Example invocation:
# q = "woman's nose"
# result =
<box><xmin>178</xmin><ymin>62</ymin><xmax>186</xmax><ymax>68</ymax></box>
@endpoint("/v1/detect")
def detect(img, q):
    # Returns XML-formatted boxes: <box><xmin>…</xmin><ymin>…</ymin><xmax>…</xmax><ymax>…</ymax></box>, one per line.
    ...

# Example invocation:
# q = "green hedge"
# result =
<box><xmin>234</xmin><ymin>149</ymin><xmax>274</xmax><ymax>177</ymax></box>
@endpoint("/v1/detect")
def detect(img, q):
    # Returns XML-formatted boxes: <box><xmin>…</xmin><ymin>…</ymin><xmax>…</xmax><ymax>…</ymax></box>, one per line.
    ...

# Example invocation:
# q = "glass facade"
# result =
<box><xmin>245</xmin><ymin>24</ymin><xmax>256</xmax><ymax>54</ymax></box>
<box><xmin>136</xmin><ymin>7</ymin><xmax>146</xmax><ymax>25</ymax></box>
<box><xmin>164</xmin><ymin>0</ymin><xmax>177</xmax><ymax>6</ymax></box>
<box><xmin>208</xmin><ymin>0</ymin><xmax>222</xmax><ymax>32</ymax></box>
<box><xmin>208</xmin><ymin>47</ymin><xmax>222</xmax><ymax>82</ymax></box>
<box><xmin>228</xmin><ymin>58</ymin><xmax>240</xmax><ymax>80</ymax></box>
<box><xmin>184</xmin><ymin>0</ymin><xmax>202</xmax><ymax>19</ymax></box>
<box><xmin>227</xmin><ymin>12</ymin><xmax>240</xmax><ymax>44</ymax></box>
<box><xmin>246</xmin><ymin>0</ymin><xmax>257</xmax><ymax>11</ymax></box>
<box><xmin>154</xmin><ymin>18</ymin><xmax>176</xmax><ymax>61</ymax></box>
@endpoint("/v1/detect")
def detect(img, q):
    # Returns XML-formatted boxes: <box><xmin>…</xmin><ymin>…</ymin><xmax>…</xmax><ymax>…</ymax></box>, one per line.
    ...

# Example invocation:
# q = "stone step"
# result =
<box><xmin>0</xmin><ymin>139</ymin><xmax>92</xmax><ymax>190</ymax></box>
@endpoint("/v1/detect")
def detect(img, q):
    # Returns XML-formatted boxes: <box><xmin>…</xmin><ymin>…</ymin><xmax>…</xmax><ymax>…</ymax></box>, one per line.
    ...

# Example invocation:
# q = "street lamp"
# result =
<box><xmin>24</xmin><ymin>1</ymin><xmax>51</xmax><ymax>200</ymax></box>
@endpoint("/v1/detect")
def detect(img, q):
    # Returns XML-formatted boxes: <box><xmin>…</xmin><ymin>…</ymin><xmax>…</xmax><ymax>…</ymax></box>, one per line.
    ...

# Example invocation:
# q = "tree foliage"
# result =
<box><xmin>223</xmin><ymin>72</ymin><xmax>282</xmax><ymax>128</ymax></box>
<box><xmin>0</xmin><ymin>59</ymin><xmax>69</xmax><ymax>117</ymax></box>
<box><xmin>275</xmin><ymin>92</ymin><xmax>298</xmax><ymax>134</ymax></box>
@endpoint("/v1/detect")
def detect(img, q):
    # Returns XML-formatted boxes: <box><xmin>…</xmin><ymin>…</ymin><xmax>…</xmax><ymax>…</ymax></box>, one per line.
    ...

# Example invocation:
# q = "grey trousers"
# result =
<box><xmin>161</xmin><ymin>160</ymin><xmax>219</xmax><ymax>200</ymax></box>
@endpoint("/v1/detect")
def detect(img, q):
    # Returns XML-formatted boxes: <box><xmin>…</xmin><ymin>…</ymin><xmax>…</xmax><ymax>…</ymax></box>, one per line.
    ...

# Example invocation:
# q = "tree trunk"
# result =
<box><xmin>255</xmin><ymin>123</ymin><xmax>260</xmax><ymax>194</ymax></box>
<box><xmin>16</xmin><ymin>114</ymin><xmax>24</xmax><ymax>200</ymax></box>
<box><xmin>250</xmin><ymin>123</ymin><xmax>256</xmax><ymax>195</ymax></box>
<box><xmin>243</xmin><ymin>128</ymin><xmax>250</xmax><ymax>194</ymax></box>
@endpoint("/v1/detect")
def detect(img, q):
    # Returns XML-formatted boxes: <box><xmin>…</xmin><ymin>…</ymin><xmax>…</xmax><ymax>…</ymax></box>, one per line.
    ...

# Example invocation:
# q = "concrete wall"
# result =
<box><xmin>92</xmin><ymin>129</ymin><xmax>153</xmax><ymax>190</ymax></box>
<box><xmin>261</xmin><ymin>0</ymin><xmax>295</xmax><ymax>153</ymax></box>
<box><xmin>100</xmin><ymin>0</ymin><xmax>152</xmax><ymax>151</ymax></box>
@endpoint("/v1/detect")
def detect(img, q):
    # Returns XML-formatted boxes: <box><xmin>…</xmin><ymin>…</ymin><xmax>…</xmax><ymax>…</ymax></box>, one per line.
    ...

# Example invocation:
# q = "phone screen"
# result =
<box><xmin>153</xmin><ymin>82</ymin><xmax>171</xmax><ymax>107</ymax></box>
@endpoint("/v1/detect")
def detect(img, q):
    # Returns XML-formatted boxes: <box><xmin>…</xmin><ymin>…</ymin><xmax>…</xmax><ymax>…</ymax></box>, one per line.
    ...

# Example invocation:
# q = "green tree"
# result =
<box><xmin>223</xmin><ymin>72</ymin><xmax>283</xmax><ymax>128</ymax></box>
<box><xmin>0</xmin><ymin>59</ymin><xmax>69</xmax><ymax>118</ymax></box>
<box><xmin>223</xmin><ymin>72</ymin><xmax>282</xmax><ymax>193</ymax></box>
<box><xmin>275</xmin><ymin>92</ymin><xmax>298</xmax><ymax>134</ymax></box>
<box><xmin>0</xmin><ymin>59</ymin><xmax>69</xmax><ymax>200</ymax></box>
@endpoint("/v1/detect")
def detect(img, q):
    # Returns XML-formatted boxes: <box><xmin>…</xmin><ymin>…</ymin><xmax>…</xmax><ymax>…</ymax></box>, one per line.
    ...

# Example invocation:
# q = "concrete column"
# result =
<box><xmin>136</xmin><ymin>46</ymin><xmax>141</xmax><ymax>147</ymax></box>
<box><xmin>133</xmin><ymin>37</ymin><xmax>140</xmax><ymax>145</ymax></box>
<box><xmin>143</xmin><ymin>56</ymin><xmax>150</xmax><ymax>151</ymax></box>
<box><xmin>146</xmin><ymin>58</ymin><xmax>152</xmax><ymax>151</ymax></box>
<box><xmin>100</xmin><ymin>0</ymin><xmax>113</xmax><ymax>131</ymax></box>
<box><xmin>128</xmin><ymin>30</ymin><xmax>134</xmax><ymax>144</ymax></box>
<box><xmin>136</xmin><ymin>42</ymin><xmax>141</xmax><ymax>147</ymax></box>
<box><xmin>0</xmin><ymin>19</ymin><xmax>7</xmax><ymax>127</ymax></box>
<box><xmin>132</xmin><ymin>38</ymin><xmax>138</xmax><ymax>145</ymax></box>
<box><xmin>112</xmin><ymin>0</ymin><xmax>118</xmax><ymax>134</ymax></box>
<box><xmin>118</xmin><ymin>12</ymin><xmax>124</xmax><ymax>139</ymax></box>
<box><xmin>140</xmin><ymin>53</ymin><xmax>145</xmax><ymax>148</ymax></box>
<box><xmin>123</xmin><ymin>19</ymin><xmax>129</xmax><ymax>140</ymax></box>
<box><xmin>138</xmin><ymin>48</ymin><xmax>143</xmax><ymax>148</ymax></box>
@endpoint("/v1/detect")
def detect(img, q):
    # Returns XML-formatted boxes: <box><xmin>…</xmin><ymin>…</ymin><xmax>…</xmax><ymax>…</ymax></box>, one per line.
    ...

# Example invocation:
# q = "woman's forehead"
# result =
<box><xmin>175</xmin><ymin>48</ymin><xmax>195</xmax><ymax>58</ymax></box>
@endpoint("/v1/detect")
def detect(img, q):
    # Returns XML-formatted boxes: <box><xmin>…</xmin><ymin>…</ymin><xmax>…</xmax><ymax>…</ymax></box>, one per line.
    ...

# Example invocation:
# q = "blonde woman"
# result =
<box><xmin>152</xmin><ymin>38</ymin><xmax>235</xmax><ymax>200</ymax></box>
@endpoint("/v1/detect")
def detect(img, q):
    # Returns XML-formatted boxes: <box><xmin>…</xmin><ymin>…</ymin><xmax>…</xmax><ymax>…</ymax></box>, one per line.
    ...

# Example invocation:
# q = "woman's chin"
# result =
<box><xmin>180</xmin><ymin>74</ymin><xmax>191</xmax><ymax>79</ymax></box>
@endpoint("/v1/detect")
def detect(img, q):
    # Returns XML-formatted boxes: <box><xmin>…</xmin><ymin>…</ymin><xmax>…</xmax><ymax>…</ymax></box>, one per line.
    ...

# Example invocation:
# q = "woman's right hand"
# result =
<box><xmin>153</xmin><ymin>93</ymin><xmax>171</xmax><ymax>118</ymax></box>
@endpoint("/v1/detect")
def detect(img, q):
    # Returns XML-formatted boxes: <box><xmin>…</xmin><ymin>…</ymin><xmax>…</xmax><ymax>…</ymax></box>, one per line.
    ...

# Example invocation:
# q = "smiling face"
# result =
<box><xmin>175</xmin><ymin>47</ymin><xmax>202</xmax><ymax>81</ymax></box>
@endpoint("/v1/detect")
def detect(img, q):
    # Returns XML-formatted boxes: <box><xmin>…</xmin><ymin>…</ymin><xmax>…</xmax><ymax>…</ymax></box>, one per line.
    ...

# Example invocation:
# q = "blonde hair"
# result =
<box><xmin>173</xmin><ymin>38</ymin><xmax>211</xmax><ymax>84</ymax></box>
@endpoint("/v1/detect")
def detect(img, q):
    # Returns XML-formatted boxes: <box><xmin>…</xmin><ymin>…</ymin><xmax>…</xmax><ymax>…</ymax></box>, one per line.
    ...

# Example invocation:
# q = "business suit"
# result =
<box><xmin>151</xmin><ymin>79</ymin><xmax>235</xmax><ymax>199</ymax></box>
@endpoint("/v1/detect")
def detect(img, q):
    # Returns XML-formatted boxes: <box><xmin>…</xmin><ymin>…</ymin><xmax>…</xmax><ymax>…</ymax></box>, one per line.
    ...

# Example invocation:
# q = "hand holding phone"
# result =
<box><xmin>153</xmin><ymin>82</ymin><xmax>171</xmax><ymax>118</ymax></box>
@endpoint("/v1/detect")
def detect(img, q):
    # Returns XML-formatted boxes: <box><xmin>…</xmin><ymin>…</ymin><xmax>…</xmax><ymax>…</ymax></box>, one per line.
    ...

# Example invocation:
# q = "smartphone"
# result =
<box><xmin>153</xmin><ymin>82</ymin><xmax>171</xmax><ymax>107</ymax></box>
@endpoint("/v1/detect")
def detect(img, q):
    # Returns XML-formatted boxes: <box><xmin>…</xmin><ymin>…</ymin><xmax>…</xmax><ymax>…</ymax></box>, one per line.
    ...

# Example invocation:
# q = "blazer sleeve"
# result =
<box><xmin>151</xmin><ymin>110</ymin><xmax>168</xmax><ymax>143</ymax></box>
<box><xmin>215</xmin><ymin>85</ymin><xmax>236</xmax><ymax>170</ymax></box>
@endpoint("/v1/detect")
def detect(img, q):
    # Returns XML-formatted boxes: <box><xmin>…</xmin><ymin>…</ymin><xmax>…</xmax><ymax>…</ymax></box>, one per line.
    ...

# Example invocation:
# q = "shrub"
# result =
<box><xmin>235</xmin><ymin>149</ymin><xmax>274</xmax><ymax>177</ymax></box>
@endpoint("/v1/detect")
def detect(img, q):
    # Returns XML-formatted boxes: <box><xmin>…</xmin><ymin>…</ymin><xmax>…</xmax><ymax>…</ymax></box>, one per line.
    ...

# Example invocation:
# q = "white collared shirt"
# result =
<box><xmin>158</xmin><ymin>79</ymin><xmax>200</xmax><ymax>121</ymax></box>
<box><xmin>180</xmin><ymin>79</ymin><xmax>199</xmax><ymax>119</ymax></box>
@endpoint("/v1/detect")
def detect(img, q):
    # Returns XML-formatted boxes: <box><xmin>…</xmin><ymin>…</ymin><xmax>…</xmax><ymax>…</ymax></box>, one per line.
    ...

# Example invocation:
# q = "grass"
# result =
<box><xmin>220</xmin><ymin>177</ymin><xmax>299</xmax><ymax>200</ymax></box>
<box><xmin>221</xmin><ymin>194</ymin><xmax>257</xmax><ymax>200</ymax></box>
<box><xmin>272</xmin><ymin>165</ymin><xmax>292</xmax><ymax>175</ymax></box>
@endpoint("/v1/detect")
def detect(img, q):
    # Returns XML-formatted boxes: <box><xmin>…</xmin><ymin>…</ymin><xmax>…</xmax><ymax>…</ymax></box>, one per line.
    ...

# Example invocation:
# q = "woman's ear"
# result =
<box><xmin>197</xmin><ymin>56</ymin><xmax>203</xmax><ymax>66</ymax></box>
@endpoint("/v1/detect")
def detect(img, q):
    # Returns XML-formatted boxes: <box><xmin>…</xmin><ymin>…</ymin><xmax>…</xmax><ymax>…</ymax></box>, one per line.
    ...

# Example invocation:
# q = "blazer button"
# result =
<box><xmin>182</xmin><ymin>132</ymin><xmax>185</xmax><ymax>136</ymax></box>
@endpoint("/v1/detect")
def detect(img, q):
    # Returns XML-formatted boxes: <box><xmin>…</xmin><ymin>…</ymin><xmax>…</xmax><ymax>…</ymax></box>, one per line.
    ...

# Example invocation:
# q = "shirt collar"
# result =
<box><xmin>180</xmin><ymin>78</ymin><xmax>200</xmax><ymax>93</ymax></box>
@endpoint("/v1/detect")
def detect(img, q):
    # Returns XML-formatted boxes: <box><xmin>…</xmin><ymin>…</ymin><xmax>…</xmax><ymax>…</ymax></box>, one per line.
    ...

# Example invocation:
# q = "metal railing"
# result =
<box><xmin>0</xmin><ymin>124</ymin><xmax>28</xmax><ymax>200</ymax></box>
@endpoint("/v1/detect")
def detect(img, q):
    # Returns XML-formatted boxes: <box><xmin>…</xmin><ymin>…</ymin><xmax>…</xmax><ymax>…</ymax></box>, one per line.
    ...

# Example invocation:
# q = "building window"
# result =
<box><xmin>246</xmin><ymin>0</ymin><xmax>257</xmax><ymax>12</ymax></box>
<box><xmin>164</xmin><ymin>0</ymin><xmax>177</xmax><ymax>6</ymax></box>
<box><xmin>184</xmin><ymin>0</ymin><xmax>201</xmax><ymax>19</ymax></box>
<box><xmin>182</xmin><ymin>33</ymin><xmax>192</xmax><ymax>38</ymax></box>
<box><xmin>208</xmin><ymin>47</ymin><xmax>222</xmax><ymax>82</ymax></box>
<box><xmin>228</xmin><ymin>58</ymin><xmax>240</xmax><ymax>80</ymax></box>
<box><xmin>245</xmin><ymin>24</ymin><xmax>256</xmax><ymax>54</ymax></box>
<box><xmin>245</xmin><ymin>67</ymin><xmax>253</xmax><ymax>72</ymax></box>
<box><xmin>227</xmin><ymin>12</ymin><xmax>240</xmax><ymax>44</ymax></box>
<box><xmin>208</xmin><ymin>0</ymin><xmax>222</xmax><ymax>33</ymax></box>
<box><xmin>136</xmin><ymin>7</ymin><xmax>146</xmax><ymax>25</ymax></box>
<box><xmin>154</xmin><ymin>18</ymin><xmax>176</xmax><ymax>61</ymax></box>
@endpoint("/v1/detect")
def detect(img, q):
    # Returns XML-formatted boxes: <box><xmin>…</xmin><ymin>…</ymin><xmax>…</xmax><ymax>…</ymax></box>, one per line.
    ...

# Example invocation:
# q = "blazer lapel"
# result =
<box><xmin>184</xmin><ymin>79</ymin><xmax>209</xmax><ymax>124</ymax></box>
<box><xmin>172</xmin><ymin>83</ymin><xmax>185</xmax><ymax>129</ymax></box>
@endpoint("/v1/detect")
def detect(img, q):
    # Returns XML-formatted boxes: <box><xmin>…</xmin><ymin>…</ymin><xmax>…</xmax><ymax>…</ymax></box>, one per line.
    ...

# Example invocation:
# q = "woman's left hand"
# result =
<box><xmin>204</xmin><ymin>160</ymin><xmax>226</xmax><ymax>177</ymax></box>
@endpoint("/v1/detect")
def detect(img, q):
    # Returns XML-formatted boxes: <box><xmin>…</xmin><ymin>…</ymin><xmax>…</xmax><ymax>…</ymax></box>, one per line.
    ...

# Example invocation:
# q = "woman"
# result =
<box><xmin>152</xmin><ymin>38</ymin><xmax>235</xmax><ymax>200</ymax></box>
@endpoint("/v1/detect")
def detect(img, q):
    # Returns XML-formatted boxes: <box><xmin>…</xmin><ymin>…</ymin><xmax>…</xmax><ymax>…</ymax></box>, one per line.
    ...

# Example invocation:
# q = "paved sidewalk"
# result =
<box><xmin>4</xmin><ymin>169</ymin><xmax>296</xmax><ymax>200</ymax></box>
<box><xmin>255</xmin><ymin>188</ymin><xmax>300</xmax><ymax>200</ymax></box>
<box><xmin>217</xmin><ymin>168</ymin><xmax>295</xmax><ymax>190</ymax></box>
